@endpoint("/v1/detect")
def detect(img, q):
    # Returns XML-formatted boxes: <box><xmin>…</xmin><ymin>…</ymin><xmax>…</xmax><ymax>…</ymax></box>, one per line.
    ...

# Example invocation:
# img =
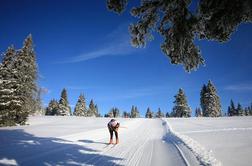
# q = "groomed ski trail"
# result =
<box><xmin>60</xmin><ymin>118</ymin><xmax>200</xmax><ymax>166</ymax></box>
<box><xmin>0</xmin><ymin>118</ymin><xmax>200</xmax><ymax>166</ymax></box>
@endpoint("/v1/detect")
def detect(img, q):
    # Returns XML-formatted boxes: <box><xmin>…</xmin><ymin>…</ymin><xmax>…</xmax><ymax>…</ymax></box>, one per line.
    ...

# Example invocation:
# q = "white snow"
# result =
<box><xmin>0</xmin><ymin>116</ymin><xmax>251</xmax><ymax>166</ymax></box>
<box><xmin>166</xmin><ymin>117</ymin><xmax>252</xmax><ymax>166</ymax></box>
<box><xmin>164</xmin><ymin>119</ymin><xmax>221</xmax><ymax>166</ymax></box>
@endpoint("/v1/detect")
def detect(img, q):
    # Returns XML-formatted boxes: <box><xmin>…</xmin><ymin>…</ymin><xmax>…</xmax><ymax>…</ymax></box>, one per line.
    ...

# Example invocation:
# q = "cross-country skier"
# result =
<box><xmin>107</xmin><ymin>119</ymin><xmax>120</xmax><ymax>144</ymax></box>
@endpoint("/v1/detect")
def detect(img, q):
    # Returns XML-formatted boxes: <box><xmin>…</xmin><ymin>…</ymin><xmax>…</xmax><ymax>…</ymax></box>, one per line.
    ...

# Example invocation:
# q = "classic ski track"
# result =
<box><xmin>87</xmin><ymin>120</ymin><xmax>150</xmax><ymax>165</ymax></box>
<box><xmin>121</xmin><ymin>122</ymin><xmax>152</xmax><ymax>166</ymax></box>
<box><xmin>106</xmin><ymin>119</ymin><xmax>191</xmax><ymax>166</ymax></box>
<box><xmin>148</xmin><ymin>138</ymin><xmax>154</xmax><ymax>166</ymax></box>
<box><xmin>136</xmin><ymin>123</ymin><xmax>153</xmax><ymax>165</ymax></box>
<box><xmin>84</xmin><ymin>120</ymin><xmax>146</xmax><ymax>165</ymax></box>
<box><xmin>17</xmin><ymin>119</ymin><xmax>193</xmax><ymax>166</ymax></box>
<box><xmin>95</xmin><ymin>121</ymin><xmax>150</xmax><ymax>165</ymax></box>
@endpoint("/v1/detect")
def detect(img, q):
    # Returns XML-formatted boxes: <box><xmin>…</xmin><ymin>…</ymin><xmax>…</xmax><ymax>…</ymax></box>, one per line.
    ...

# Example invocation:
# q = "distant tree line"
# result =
<box><xmin>105</xmin><ymin>105</ymin><xmax>140</xmax><ymax>118</ymax></box>
<box><xmin>227</xmin><ymin>100</ymin><xmax>252</xmax><ymax>116</ymax></box>
<box><xmin>45</xmin><ymin>77</ymin><xmax>250</xmax><ymax>119</ymax></box>
<box><xmin>0</xmin><ymin>35</ymin><xmax>41</xmax><ymax>127</ymax></box>
<box><xmin>103</xmin><ymin>80</ymin><xmax>223</xmax><ymax>118</ymax></box>
<box><xmin>45</xmin><ymin>89</ymin><xmax>101</xmax><ymax>117</ymax></box>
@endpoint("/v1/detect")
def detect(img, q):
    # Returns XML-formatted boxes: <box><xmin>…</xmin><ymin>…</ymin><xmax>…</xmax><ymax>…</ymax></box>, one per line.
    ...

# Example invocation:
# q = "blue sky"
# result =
<box><xmin>1</xmin><ymin>0</ymin><xmax>252</xmax><ymax>116</ymax></box>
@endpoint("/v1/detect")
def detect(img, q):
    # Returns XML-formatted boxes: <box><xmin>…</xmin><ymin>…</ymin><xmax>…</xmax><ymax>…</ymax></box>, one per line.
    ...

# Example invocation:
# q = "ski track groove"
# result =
<box><xmin>108</xmin><ymin>121</ymin><xmax>150</xmax><ymax>165</ymax></box>
<box><xmin>170</xmin><ymin>135</ymin><xmax>190</xmax><ymax>166</ymax></box>
<box><xmin>163</xmin><ymin>119</ymin><xmax>193</xmax><ymax>166</ymax></box>
<box><xmin>85</xmin><ymin>120</ymin><xmax>146</xmax><ymax>165</ymax></box>
<box><xmin>148</xmin><ymin>139</ymin><xmax>154</xmax><ymax>166</ymax></box>
<box><xmin>9</xmin><ymin>119</ymin><xmax>197</xmax><ymax>166</ymax></box>
<box><xmin>123</xmin><ymin>122</ymin><xmax>152</xmax><ymax>166</ymax></box>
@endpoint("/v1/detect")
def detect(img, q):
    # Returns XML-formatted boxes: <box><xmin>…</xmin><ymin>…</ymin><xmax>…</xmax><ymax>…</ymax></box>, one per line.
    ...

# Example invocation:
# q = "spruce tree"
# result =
<box><xmin>249</xmin><ymin>103</ymin><xmax>252</xmax><ymax>116</ymax></box>
<box><xmin>0</xmin><ymin>47</ymin><xmax>22</xmax><ymax>126</ymax></box>
<box><xmin>46</xmin><ymin>99</ymin><xmax>59</xmax><ymax>115</ymax></box>
<box><xmin>130</xmin><ymin>105</ymin><xmax>139</xmax><ymax>118</ymax></box>
<box><xmin>195</xmin><ymin>107</ymin><xmax>203</xmax><ymax>117</ymax></box>
<box><xmin>200</xmin><ymin>84</ymin><xmax>207</xmax><ymax>115</ymax></box>
<box><xmin>95</xmin><ymin>104</ymin><xmax>101</xmax><ymax>117</ymax></box>
<box><xmin>172</xmin><ymin>88</ymin><xmax>191</xmax><ymax>117</ymax></box>
<box><xmin>58</xmin><ymin>88</ymin><xmax>71</xmax><ymax>116</ymax></box>
<box><xmin>145</xmin><ymin>107</ymin><xmax>153</xmax><ymax>118</ymax></box>
<box><xmin>87</xmin><ymin>99</ymin><xmax>97</xmax><ymax>117</ymax></box>
<box><xmin>165</xmin><ymin>112</ymin><xmax>170</xmax><ymax>118</ymax></box>
<box><xmin>0</xmin><ymin>35</ymin><xmax>40</xmax><ymax>126</ymax></box>
<box><xmin>237</xmin><ymin>103</ymin><xmax>244</xmax><ymax>116</ymax></box>
<box><xmin>228</xmin><ymin>99</ymin><xmax>236</xmax><ymax>116</ymax></box>
<box><xmin>123</xmin><ymin>111</ymin><xmax>130</xmax><ymax>118</ymax></box>
<box><xmin>2</xmin><ymin>45</ymin><xmax>16</xmax><ymax>68</ymax></box>
<box><xmin>73</xmin><ymin>94</ymin><xmax>87</xmax><ymax>116</ymax></box>
<box><xmin>245</xmin><ymin>107</ymin><xmax>249</xmax><ymax>116</ymax></box>
<box><xmin>201</xmin><ymin>81</ymin><xmax>222</xmax><ymax>117</ymax></box>
<box><xmin>109</xmin><ymin>107</ymin><xmax>120</xmax><ymax>118</ymax></box>
<box><xmin>15</xmin><ymin>35</ymin><xmax>38</xmax><ymax>122</ymax></box>
<box><xmin>156</xmin><ymin>108</ymin><xmax>164</xmax><ymax>118</ymax></box>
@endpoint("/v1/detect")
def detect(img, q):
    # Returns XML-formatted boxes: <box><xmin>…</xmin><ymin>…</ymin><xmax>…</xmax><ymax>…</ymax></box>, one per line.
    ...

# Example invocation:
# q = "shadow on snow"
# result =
<box><xmin>0</xmin><ymin>129</ymin><xmax>123</xmax><ymax>166</ymax></box>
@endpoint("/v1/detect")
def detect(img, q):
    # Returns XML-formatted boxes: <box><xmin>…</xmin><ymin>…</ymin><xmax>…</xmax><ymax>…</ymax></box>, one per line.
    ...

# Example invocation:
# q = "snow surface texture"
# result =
<box><xmin>0</xmin><ymin>116</ymin><xmax>199</xmax><ymax>166</ymax></box>
<box><xmin>164</xmin><ymin>119</ymin><xmax>221</xmax><ymax>166</ymax></box>
<box><xmin>0</xmin><ymin>116</ymin><xmax>251</xmax><ymax>166</ymax></box>
<box><xmin>167</xmin><ymin>117</ymin><xmax>252</xmax><ymax>166</ymax></box>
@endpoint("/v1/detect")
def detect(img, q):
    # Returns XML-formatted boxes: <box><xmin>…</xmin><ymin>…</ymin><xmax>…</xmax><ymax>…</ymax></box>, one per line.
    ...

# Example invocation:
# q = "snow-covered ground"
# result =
<box><xmin>0</xmin><ymin>116</ymin><xmax>251</xmax><ymax>166</ymax></box>
<box><xmin>167</xmin><ymin>117</ymin><xmax>252</xmax><ymax>166</ymax></box>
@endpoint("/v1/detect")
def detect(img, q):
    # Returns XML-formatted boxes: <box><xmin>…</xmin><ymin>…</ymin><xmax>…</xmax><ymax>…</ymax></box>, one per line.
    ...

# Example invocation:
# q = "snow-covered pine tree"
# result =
<box><xmin>201</xmin><ymin>81</ymin><xmax>222</xmax><ymax>117</ymax></box>
<box><xmin>14</xmin><ymin>34</ymin><xmax>39</xmax><ymax>123</ymax></box>
<box><xmin>108</xmin><ymin>107</ymin><xmax>120</xmax><ymax>118</ymax></box>
<box><xmin>58</xmin><ymin>88</ymin><xmax>71</xmax><ymax>116</ymax></box>
<box><xmin>237</xmin><ymin>103</ymin><xmax>244</xmax><ymax>116</ymax></box>
<box><xmin>228</xmin><ymin>99</ymin><xmax>236</xmax><ymax>116</ymax></box>
<box><xmin>200</xmin><ymin>84</ymin><xmax>207</xmax><ymax>115</ymax></box>
<box><xmin>171</xmin><ymin>88</ymin><xmax>191</xmax><ymax>117</ymax></box>
<box><xmin>0</xmin><ymin>46</ymin><xmax>23</xmax><ymax>126</ymax></box>
<box><xmin>73</xmin><ymin>94</ymin><xmax>87</xmax><ymax>116</ymax></box>
<box><xmin>123</xmin><ymin>111</ymin><xmax>130</xmax><ymax>118</ymax></box>
<box><xmin>249</xmin><ymin>103</ymin><xmax>252</xmax><ymax>116</ymax></box>
<box><xmin>130</xmin><ymin>105</ymin><xmax>139</xmax><ymax>118</ymax></box>
<box><xmin>165</xmin><ymin>112</ymin><xmax>170</xmax><ymax>118</ymax></box>
<box><xmin>156</xmin><ymin>108</ymin><xmax>164</xmax><ymax>118</ymax></box>
<box><xmin>113</xmin><ymin>107</ymin><xmax>120</xmax><ymax>117</ymax></box>
<box><xmin>145</xmin><ymin>107</ymin><xmax>153</xmax><ymax>118</ymax></box>
<box><xmin>87</xmin><ymin>99</ymin><xmax>97</xmax><ymax>117</ymax></box>
<box><xmin>2</xmin><ymin>45</ymin><xmax>16</xmax><ymax>67</ymax></box>
<box><xmin>45</xmin><ymin>99</ymin><xmax>59</xmax><ymax>115</ymax></box>
<box><xmin>95</xmin><ymin>104</ymin><xmax>101</xmax><ymax>117</ymax></box>
<box><xmin>130</xmin><ymin>106</ymin><xmax>135</xmax><ymax>118</ymax></box>
<box><xmin>195</xmin><ymin>107</ymin><xmax>203</xmax><ymax>117</ymax></box>
<box><xmin>244</xmin><ymin>107</ymin><xmax>249</xmax><ymax>116</ymax></box>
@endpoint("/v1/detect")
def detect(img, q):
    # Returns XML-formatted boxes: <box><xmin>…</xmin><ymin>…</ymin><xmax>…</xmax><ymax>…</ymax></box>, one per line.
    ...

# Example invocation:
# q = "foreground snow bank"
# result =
<box><xmin>164</xmin><ymin>119</ymin><xmax>221</xmax><ymax>166</ymax></box>
<box><xmin>166</xmin><ymin>117</ymin><xmax>252</xmax><ymax>166</ymax></box>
